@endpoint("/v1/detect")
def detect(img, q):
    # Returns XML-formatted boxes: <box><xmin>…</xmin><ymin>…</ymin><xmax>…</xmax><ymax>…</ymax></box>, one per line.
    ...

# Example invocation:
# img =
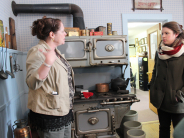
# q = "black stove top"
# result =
<box><xmin>74</xmin><ymin>89</ymin><xmax>136</xmax><ymax>103</ymax></box>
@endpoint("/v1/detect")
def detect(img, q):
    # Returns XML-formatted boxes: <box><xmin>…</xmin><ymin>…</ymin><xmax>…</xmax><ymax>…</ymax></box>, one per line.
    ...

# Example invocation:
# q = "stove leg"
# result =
<box><xmin>71</xmin><ymin>122</ymin><xmax>77</xmax><ymax>138</ymax></box>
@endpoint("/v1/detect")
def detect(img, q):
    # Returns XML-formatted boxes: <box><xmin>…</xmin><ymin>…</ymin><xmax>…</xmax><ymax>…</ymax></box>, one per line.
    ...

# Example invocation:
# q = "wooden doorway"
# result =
<box><xmin>147</xmin><ymin>23</ymin><xmax>162</xmax><ymax>114</ymax></box>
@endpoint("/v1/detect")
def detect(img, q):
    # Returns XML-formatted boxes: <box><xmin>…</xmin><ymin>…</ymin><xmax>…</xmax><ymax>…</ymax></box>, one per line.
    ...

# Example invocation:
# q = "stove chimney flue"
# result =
<box><xmin>11</xmin><ymin>1</ymin><xmax>85</xmax><ymax>30</ymax></box>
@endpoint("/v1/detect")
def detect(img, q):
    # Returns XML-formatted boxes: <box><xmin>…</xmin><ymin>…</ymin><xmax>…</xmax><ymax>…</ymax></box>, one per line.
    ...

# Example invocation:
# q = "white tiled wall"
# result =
<box><xmin>14</xmin><ymin>0</ymin><xmax>183</xmax><ymax>51</ymax></box>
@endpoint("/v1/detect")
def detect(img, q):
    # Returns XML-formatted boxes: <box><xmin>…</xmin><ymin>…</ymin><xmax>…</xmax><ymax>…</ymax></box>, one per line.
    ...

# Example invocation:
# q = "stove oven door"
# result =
<box><xmin>91</xmin><ymin>36</ymin><xmax>128</xmax><ymax>65</ymax></box>
<box><xmin>75</xmin><ymin>108</ymin><xmax>111</xmax><ymax>135</ymax></box>
<box><xmin>57</xmin><ymin>37</ymin><xmax>87</xmax><ymax>67</ymax></box>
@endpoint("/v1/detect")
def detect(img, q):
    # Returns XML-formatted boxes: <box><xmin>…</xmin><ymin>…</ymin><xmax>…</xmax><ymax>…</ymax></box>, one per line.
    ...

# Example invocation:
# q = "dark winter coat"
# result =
<box><xmin>150</xmin><ymin>52</ymin><xmax>184</xmax><ymax>113</ymax></box>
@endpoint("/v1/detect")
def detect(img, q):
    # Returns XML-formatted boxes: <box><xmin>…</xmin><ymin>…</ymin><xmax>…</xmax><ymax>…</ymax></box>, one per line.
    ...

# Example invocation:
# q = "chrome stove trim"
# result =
<box><xmin>88</xmin><ymin>117</ymin><xmax>99</xmax><ymax>125</ymax></box>
<box><xmin>75</xmin><ymin>108</ymin><xmax>111</xmax><ymax>135</ymax></box>
<box><xmin>105</xmin><ymin>44</ymin><xmax>115</xmax><ymax>52</ymax></box>
<box><xmin>100</xmin><ymin>99</ymin><xmax>140</xmax><ymax>105</ymax></box>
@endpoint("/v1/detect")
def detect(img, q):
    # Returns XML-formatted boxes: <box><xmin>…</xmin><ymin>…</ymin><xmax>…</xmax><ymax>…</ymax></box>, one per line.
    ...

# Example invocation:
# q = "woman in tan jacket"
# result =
<box><xmin>26</xmin><ymin>16</ymin><xmax>75</xmax><ymax>138</ymax></box>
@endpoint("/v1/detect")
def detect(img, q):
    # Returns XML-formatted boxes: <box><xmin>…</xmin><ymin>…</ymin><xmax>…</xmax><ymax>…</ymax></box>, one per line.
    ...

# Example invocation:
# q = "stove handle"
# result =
<box><xmin>88</xmin><ymin>41</ymin><xmax>98</xmax><ymax>66</ymax></box>
<box><xmin>87</xmin><ymin>109</ymin><xmax>100</xmax><ymax>113</ymax></box>
<box><xmin>100</xmin><ymin>99</ymin><xmax>140</xmax><ymax>105</ymax></box>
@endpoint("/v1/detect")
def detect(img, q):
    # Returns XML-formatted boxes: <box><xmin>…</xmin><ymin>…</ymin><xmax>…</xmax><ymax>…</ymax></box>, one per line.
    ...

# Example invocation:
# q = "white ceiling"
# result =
<box><xmin>128</xmin><ymin>22</ymin><xmax>159</xmax><ymax>38</ymax></box>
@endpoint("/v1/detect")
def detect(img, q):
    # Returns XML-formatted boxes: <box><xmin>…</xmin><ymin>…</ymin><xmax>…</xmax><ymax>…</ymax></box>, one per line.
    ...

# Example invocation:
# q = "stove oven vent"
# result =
<box><xmin>11</xmin><ymin>1</ymin><xmax>85</xmax><ymax>30</ymax></box>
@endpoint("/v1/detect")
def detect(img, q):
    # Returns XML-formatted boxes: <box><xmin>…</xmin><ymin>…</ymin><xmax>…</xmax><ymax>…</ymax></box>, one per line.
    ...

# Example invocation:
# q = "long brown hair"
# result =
<box><xmin>31</xmin><ymin>16</ymin><xmax>61</xmax><ymax>40</ymax></box>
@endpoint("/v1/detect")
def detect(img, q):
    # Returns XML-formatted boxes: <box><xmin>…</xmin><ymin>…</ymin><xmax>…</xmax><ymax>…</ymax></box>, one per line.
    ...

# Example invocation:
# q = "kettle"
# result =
<box><xmin>111</xmin><ymin>77</ymin><xmax>130</xmax><ymax>91</ymax></box>
<box><xmin>111</xmin><ymin>64</ymin><xmax>130</xmax><ymax>92</ymax></box>
<box><xmin>12</xmin><ymin>119</ymin><xmax>32</xmax><ymax>138</ymax></box>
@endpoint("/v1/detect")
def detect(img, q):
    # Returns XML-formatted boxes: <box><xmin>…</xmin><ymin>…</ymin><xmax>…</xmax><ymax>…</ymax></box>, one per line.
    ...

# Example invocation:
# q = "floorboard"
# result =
<box><xmin>142</xmin><ymin>120</ymin><xmax>174</xmax><ymax>138</ymax></box>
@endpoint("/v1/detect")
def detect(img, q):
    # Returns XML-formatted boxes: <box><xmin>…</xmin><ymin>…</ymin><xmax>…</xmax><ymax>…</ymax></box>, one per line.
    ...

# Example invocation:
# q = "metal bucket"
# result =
<box><xmin>127</xmin><ymin>129</ymin><xmax>146</xmax><ymax>138</ymax></box>
<box><xmin>123</xmin><ymin>121</ymin><xmax>142</xmax><ymax>138</ymax></box>
<box><xmin>122</xmin><ymin>110</ymin><xmax>138</xmax><ymax>122</ymax></box>
<box><xmin>120</xmin><ymin>110</ymin><xmax>138</xmax><ymax>135</ymax></box>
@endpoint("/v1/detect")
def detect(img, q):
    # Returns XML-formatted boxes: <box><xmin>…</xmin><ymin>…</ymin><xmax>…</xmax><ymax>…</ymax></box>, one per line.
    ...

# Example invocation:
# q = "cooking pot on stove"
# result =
<box><xmin>96</xmin><ymin>83</ymin><xmax>109</xmax><ymax>92</ymax></box>
<box><xmin>111</xmin><ymin>77</ymin><xmax>130</xmax><ymax>91</ymax></box>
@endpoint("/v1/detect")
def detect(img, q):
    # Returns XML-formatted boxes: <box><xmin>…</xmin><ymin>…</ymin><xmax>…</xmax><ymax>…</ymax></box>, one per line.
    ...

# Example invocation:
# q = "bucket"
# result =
<box><xmin>124</xmin><ymin>121</ymin><xmax>142</xmax><ymax>138</ymax></box>
<box><xmin>127</xmin><ymin>129</ymin><xmax>146</xmax><ymax>138</ymax></box>
<box><xmin>120</xmin><ymin>110</ymin><xmax>138</xmax><ymax>135</ymax></box>
<box><xmin>122</xmin><ymin>110</ymin><xmax>138</xmax><ymax>122</ymax></box>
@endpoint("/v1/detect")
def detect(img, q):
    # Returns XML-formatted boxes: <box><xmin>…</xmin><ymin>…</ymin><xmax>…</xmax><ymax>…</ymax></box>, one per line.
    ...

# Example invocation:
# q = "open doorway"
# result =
<box><xmin>128</xmin><ymin>22</ymin><xmax>160</xmax><ymax>123</ymax></box>
<box><xmin>122</xmin><ymin>14</ymin><xmax>172</xmax><ymax>122</ymax></box>
<box><xmin>128</xmin><ymin>22</ymin><xmax>159</xmax><ymax>91</ymax></box>
<box><xmin>121</xmin><ymin>13</ymin><xmax>172</xmax><ymax>89</ymax></box>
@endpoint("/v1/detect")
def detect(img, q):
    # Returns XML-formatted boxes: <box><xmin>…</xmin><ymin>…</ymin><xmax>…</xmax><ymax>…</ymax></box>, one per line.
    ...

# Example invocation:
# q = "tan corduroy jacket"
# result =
<box><xmin>26</xmin><ymin>40</ymin><xmax>75</xmax><ymax>116</ymax></box>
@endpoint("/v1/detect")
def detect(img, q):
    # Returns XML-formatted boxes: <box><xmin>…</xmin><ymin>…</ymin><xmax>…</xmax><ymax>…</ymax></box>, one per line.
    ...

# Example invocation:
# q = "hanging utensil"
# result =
<box><xmin>9</xmin><ymin>55</ymin><xmax>15</xmax><ymax>78</ymax></box>
<box><xmin>11</xmin><ymin>53</ymin><xmax>22</xmax><ymax>72</ymax></box>
<box><xmin>5</xmin><ymin>45</ymin><xmax>14</xmax><ymax>78</ymax></box>
<box><xmin>5</xmin><ymin>27</ymin><xmax>10</xmax><ymax>48</ymax></box>
<box><xmin>0</xmin><ymin>45</ymin><xmax>8</xmax><ymax>79</ymax></box>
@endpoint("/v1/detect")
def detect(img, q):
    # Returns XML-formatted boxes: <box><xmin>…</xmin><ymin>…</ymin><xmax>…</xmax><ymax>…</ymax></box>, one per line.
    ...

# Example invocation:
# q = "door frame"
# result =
<box><xmin>122</xmin><ymin>14</ymin><xmax>172</xmax><ymax>92</ymax></box>
<box><xmin>147</xmin><ymin>23</ymin><xmax>162</xmax><ymax>59</ymax></box>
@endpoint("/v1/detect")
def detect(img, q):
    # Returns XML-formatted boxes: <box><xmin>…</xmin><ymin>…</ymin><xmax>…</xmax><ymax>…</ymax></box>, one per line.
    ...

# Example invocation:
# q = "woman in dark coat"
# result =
<box><xmin>150</xmin><ymin>21</ymin><xmax>184</xmax><ymax>138</ymax></box>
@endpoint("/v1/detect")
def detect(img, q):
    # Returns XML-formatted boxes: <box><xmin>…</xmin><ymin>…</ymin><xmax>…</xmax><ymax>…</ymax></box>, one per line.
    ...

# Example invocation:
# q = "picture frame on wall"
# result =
<box><xmin>141</xmin><ymin>38</ymin><xmax>145</xmax><ymax>45</ymax></box>
<box><xmin>136</xmin><ymin>46</ymin><xmax>141</xmax><ymax>53</ymax></box>
<box><xmin>144</xmin><ymin>37</ymin><xmax>147</xmax><ymax>44</ymax></box>
<box><xmin>132</xmin><ymin>0</ymin><xmax>164</xmax><ymax>12</ymax></box>
<box><xmin>139</xmin><ymin>40</ymin><xmax>142</xmax><ymax>46</ymax></box>
<box><xmin>141</xmin><ymin>46</ymin><xmax>146</xmax><ymax>52</ymax></box>
<box><xmin>135</xmin><ymin>38</ymin><xmax>139</xmax><ymax>46</ymax></box>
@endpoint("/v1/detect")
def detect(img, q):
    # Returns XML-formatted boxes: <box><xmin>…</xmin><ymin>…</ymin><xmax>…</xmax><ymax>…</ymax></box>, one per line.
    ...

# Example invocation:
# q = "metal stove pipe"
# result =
<box><xmin>11</xmin><ymin>1</ymin><xmax>85</xmax><ymax>29</ymax></box>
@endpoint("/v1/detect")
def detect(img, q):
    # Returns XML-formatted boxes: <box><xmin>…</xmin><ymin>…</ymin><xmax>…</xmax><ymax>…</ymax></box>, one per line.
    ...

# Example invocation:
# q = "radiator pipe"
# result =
<box><xmin>11</xmin><ymin>1</ymin><xmax>85</xmax><ymax>29</ymax></box>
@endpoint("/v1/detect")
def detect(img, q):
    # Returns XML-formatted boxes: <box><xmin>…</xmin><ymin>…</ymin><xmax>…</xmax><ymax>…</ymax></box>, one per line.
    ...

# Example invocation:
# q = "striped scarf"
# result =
<box><xmin>157</xmin><ymin>39</ymin><xmax>184</xmax><ymax>60</ymax></box>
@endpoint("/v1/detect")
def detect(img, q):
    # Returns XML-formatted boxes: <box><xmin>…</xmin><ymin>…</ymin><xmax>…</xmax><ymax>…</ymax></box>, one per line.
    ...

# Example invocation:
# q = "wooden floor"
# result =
<box><xmin>142</xmin><ymin>120</ymin><xmax>174</xmax><ymax>138</ymax></box>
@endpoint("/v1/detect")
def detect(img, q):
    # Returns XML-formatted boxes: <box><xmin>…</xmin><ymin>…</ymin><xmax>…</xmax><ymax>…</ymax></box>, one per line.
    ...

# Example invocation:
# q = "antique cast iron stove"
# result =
<box><xmin>57</xmin><ymin>35</ymin><xmax>139</xmax><ymax>138</ymax></box>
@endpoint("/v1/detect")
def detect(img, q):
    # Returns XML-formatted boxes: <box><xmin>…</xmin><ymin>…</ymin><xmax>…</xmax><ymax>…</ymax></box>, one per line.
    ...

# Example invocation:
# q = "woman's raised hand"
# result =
<box><xmin>39</xmin><ymin>49</ymin><xmax>57</xmax><ymax>65</ymax></box>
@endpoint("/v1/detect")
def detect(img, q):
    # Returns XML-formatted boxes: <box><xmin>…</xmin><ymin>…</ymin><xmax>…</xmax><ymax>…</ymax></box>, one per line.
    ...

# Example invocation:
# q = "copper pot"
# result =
<box><xmin>96</xmin><ymin>83</ymin><xmax>109</xmax><ymax>92</ymax></box>
<box><xmin>12</xmin><ymin>119</ymin><xmax>31</xmax><ymax>138</ymax></box>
